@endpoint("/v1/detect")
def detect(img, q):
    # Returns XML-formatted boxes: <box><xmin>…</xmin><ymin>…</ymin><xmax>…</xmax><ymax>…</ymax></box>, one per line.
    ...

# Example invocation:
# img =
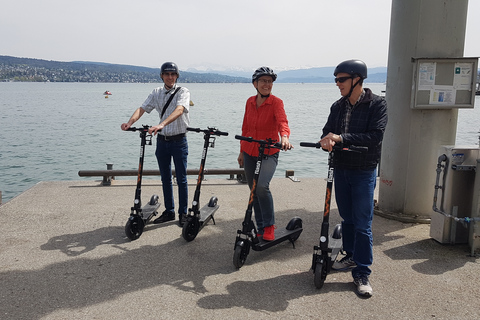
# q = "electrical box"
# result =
<box><xmin>411</xmin><ymin>57</ymin><xmax>478</xmax><ymax>109</ymax></box>
<box><xmin>430</xmin><ymin>146</ymin><xmax>479</xmax><ymax>244</ymax></box>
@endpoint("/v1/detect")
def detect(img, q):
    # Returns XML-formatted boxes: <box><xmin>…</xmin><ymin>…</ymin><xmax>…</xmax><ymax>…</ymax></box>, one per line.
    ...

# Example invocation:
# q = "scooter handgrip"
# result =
<box><xmin>300</xmin><ymin>142</ymin><xmax>321</xmax><ymax>148</ymax></box>
<box><xmin>235</xmin><ymin>135</ymin><xmax>252</xmax><ymax>142</ymax></box>
<box><xmin>215</xmin><ymin>130</ymin><xmax>229</xmax><ymax>136</ymax></box>
<box><xmin>187</xmin><ymin>127</ymin><xmax>201</xmax><ymax>132</ymax></box>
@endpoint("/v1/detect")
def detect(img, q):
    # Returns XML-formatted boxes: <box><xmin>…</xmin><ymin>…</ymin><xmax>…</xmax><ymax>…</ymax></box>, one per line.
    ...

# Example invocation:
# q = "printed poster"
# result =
<box><xmin>453</xmin><ymin>62</ymin><xmax>473</xmax><ymax>90</ymax></box>
<box><xmin>418</xmin><ymin>62</ymin><xmax>436</xmax><ymax>90</ymax></box>
<box><xmin>429</xmin><ymin>86</ymin><xmax>456</xmax><ymax>105</ymax></box>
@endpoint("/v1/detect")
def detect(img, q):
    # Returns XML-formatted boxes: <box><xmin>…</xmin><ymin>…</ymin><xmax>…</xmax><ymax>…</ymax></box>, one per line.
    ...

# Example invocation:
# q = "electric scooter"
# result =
<box><xmin>124</xmin><ymin>125</ymin><xmax>162</xmax><ymax>241</ymax></box>
<box><xmin>233</xmin><ymin>135</ymin><xmax>303</xmax><ymax>269</ymax></box>
<box><xmin>182</xmin><ymin>126</ymin><xmax>229</xmax><ymax>241</ymax></box>
<box><xmin>300</xmin><ymin>142</ymin><xmax>367</xmax><ymax>289</ymax></box>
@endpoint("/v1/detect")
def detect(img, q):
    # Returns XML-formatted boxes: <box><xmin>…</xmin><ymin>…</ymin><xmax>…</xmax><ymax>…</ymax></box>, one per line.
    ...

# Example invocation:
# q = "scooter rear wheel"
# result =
<box><xmin>182</xmin><ymin>216</ymin><xmax>200</xmax><ymax>242</ymax></box>
<box><xmin>208</xmin><ymin>196</ymin><xmax>218</xmax><ymax>207</ymax></box>
<box><xmin>149</xmin><ymin>194</ymin><xmax>159</xmax><ymax>205</ymax></box>
<box><xmin>314</xmin><ymin>258</ymin><xmax>328</xmax><ymax>289</ymax></box>
<box><xmin>286</xmin><ymin>217</ymin><xmax>303</xmax><ymax>242</ymax></box>
<box><xmin>233</xmin><ymin>240</ymin><xmax>248</xmax><ymax>269</ymax></box>
<box><xmin>332</xmin><ymin>224</ymin><xmax>342</xmax><ymax>239</ymax></box>
<box><xmin>125</xmin><ymin>215</ymin><xmax>145</xmax><ymax>241</ymax></box>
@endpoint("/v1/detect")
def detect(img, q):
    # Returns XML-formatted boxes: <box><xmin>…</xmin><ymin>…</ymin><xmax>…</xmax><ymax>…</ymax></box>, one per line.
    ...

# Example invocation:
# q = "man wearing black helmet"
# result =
<box><xmin>319</xmin><ymin>59</ymin><xmax>388</xmax><ymax>297</ymax></box>
<box><xmin>237</xmin><ymin>66</ymin><xmax>293</xmax><ymax>241</ymax></box>
<box><xmin>121</xmin><ymin>62</ymin><xmax>191</xmax><ymax>227</ymax></box>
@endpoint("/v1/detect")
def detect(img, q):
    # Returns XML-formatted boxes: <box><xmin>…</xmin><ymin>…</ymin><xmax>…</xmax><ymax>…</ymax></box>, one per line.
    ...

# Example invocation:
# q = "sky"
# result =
<box><xmin>1</xmin><ymin>0</ymin><xmax>479</xmax><ymax>72</ymax></box>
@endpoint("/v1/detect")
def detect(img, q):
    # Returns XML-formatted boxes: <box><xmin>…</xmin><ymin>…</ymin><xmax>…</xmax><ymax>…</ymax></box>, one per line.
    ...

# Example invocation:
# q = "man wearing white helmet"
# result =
<box><xmin>121</xmin><ymin>62</ymin><xmax>191</xmax><ymax>227</ymax></box>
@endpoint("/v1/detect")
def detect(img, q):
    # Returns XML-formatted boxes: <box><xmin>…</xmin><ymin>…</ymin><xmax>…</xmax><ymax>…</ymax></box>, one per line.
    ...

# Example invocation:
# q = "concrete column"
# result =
<box><xmin>377</xmin><ymin>0</ymin><xmax>469</xmax><ymax>221</ymax></box>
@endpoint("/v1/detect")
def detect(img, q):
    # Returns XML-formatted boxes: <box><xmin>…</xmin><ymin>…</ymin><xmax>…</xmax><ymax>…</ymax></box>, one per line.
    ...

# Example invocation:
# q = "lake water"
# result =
<box><xmin>0</xmin><ymin>82</ymin><xmax>479</xmax><ymax>203</ymax></box>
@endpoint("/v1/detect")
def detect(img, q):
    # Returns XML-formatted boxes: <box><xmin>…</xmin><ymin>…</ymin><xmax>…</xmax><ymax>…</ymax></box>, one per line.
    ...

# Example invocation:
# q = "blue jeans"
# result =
<box><xmin>334</xmin><ymin>168</ymin><xmax>376</xmax><ymax>277</ymax></box>
<box><xmin>243</xmin><ymin>152</ymin><xmax>278</xmax><ymax>232</ymax></box>
<box><xmin>155</xmin><ymin>137</ymin><xmax>188</xmax><ymax>215</ymax></box>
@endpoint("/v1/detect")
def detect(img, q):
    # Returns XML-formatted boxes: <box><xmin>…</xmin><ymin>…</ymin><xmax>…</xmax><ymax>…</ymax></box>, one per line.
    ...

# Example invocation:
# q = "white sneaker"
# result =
<box><xmin>353</xmin><ymin>276</ymin><xmax>373</xmax><ymax>297</ymax></box>
<box><xmin>332</xmin><ymin>256</ymin><xmax>356</xmax><ymax>271</ymax></box>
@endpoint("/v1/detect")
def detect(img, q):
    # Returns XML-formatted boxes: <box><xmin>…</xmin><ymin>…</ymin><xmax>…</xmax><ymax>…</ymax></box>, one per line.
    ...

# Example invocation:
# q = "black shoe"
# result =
<box><xmin>179</xmin><ymin>214</ymin><xmax>186</xmax><ymax>227</ymax></box>
<box><xmin>153</xmin><ymin>211</ymin><xmax>175</xmax><ymax>224</ymax></box>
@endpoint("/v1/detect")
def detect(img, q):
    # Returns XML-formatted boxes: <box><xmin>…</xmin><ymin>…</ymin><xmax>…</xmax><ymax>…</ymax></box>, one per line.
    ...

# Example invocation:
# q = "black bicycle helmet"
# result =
<box><xmin>160</xmin><ymin>62</ymin><xmax>179</xmax><ymax>77</ymax></box>
<box><xmin>334</xmin><ymin>59</ymin><xmax>368</xmax><ymax>79</ymax></box>
<box><xmin>252</xmin><ymin>66</ymin><xmax>277</xmax><ymax>83</ymax></box>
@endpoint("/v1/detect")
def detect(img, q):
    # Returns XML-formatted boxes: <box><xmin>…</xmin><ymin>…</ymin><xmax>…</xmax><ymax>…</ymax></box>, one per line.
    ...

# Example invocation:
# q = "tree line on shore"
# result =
<box><xmin>0</xmin><ymin>56</ymin><xmax>249</xmax><ymax>83</ymax></box>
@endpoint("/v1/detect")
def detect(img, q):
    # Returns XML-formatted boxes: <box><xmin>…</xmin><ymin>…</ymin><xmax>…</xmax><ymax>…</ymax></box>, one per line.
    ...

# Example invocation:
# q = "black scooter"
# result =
<box><xmin>182</xmin><ymin>126</ymin><xmax>228</xmax><ymax>241</ymax></box>
<box><xmin>233</xmin><ymin>135</ymin><xmax>303</xmax><ymax>269</ymax></box>
<box><xmin>124</xmin><ymin>125</ymin><xmax>161</xmax><ymax>241</ymax></box>
<box><xmin>300</xmin><ymin>142</ymin><xmax>367</xmax><ymax>289</ymax></box>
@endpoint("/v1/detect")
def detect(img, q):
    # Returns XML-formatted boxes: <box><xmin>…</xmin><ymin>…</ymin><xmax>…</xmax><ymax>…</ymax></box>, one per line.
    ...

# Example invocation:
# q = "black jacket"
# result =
<box><xmin>321</xmin><ymin>88</ymin><xmax>388</xmax><ymax>170</ymax></box>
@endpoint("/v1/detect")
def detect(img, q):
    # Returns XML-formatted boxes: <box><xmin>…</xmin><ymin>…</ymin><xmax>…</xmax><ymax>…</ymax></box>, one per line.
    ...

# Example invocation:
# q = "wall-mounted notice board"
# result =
<box><xmin>411</xmin><ymin>57</ymin><xmax>478</xmax><ymax>109</ymax></box>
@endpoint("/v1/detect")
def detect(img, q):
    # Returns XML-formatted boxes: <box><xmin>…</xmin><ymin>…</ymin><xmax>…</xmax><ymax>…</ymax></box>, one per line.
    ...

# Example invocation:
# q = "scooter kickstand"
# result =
<box><xmin>288</xmin><ymin>237</ymin><xmax>296</xmax><ymax>249</ymax></box>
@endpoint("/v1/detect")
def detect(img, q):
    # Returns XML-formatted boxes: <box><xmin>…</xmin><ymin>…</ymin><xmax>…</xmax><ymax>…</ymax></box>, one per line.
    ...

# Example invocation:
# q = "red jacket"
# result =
<box><xmin>240</xmin><ymin>94</ymin><xmax>291</xmax><ymax>157</ymax></box>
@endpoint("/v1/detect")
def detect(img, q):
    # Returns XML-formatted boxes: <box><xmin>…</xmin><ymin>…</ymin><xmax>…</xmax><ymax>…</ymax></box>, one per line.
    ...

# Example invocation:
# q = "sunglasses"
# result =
<box><xmin>334</xmin><ymin>76</ymin><xmax>353</xmax><ymax>83</ymax></box>
<box><xmin>258</xmin><ymin>79</ymin><xmax>274</xmax><ymax>84</ymax></box>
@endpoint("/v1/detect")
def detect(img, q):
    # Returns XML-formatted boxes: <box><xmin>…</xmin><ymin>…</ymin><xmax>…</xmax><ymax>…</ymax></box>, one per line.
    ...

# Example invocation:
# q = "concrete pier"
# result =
<box><xmin>0</xmin><ymin>178</ymin><xmax>478</xmax><ymax>319</ymax></box>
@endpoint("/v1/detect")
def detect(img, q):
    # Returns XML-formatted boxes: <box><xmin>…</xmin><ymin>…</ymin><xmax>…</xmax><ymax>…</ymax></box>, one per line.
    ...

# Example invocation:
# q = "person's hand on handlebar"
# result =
<box><xmin>280</xmin><ymin>135</ymin><xmax>293</xmax><ymax>151</ymax></box>
<box><xmin>121</xmin><ymin>122</ymin><xmax>132</xmax><ymax>131</ymax></box>
<box><xmin>148</xmin><ymin>123</ymin><xmax>164</xmax><ymax>135</ymax></box>
<box><xmin>319</xmin><ymin>132</ymin><xmax>342</xmax><ymax>152</ymax></box>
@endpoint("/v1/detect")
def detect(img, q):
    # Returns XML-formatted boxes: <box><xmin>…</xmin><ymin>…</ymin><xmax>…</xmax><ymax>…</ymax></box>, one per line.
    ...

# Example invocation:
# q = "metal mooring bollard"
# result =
<box><xmin>103</xmin><ymin>163</ymin><xmax>114</xmax><ymax>186</ymax></box>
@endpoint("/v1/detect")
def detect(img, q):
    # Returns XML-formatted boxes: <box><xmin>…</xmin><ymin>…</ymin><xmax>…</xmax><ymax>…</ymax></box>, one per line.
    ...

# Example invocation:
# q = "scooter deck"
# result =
<box><xmin>140</xmin><ymin>203</ymin><xmax>161</xmax><ymax>221</ymax></box>
<box><xmin>329</xmin><ymin>236</ymin><xmax>342</xmax><ymax>261</ymax></box>
<box><xmin>199</xmin><ymin>203</ymin><xmax>219</xmax><ymax>225</ymax></box>
<box><xmin>251</xmin><ymin>227</ymin><xmax>303</xmax><ymax>251</ymax></box>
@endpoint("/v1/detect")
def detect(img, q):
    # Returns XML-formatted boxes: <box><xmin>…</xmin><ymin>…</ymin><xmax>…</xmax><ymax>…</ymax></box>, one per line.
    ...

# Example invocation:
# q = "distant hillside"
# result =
<box><xmin>277</xmin><ymin>67</ymin><xmax>387</xmax><ymax>83</ymax></box>
<box><xmin>187</xmin><ymin>66</ymin><xmax>387</xmax><ymax>83</ymax></box>
<box><xmin>1</xmin><ymin>55</ymin><xmax>387</xmax><ymax>83</ymax></box>
<box><xmin>0</xmin><ymin>56</ymin><xmax>249</xmax><ymax>83</ymax></box>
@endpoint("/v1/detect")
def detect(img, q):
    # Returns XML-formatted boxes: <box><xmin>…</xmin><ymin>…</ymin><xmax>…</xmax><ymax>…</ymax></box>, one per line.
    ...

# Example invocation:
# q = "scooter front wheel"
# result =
<box><xmin>314</xmin><ymin>257</ymin><xmax>328</xmax><ymax>289</ymax></box>
<box><xmin>233</xmin><ymin>240</ymin><xmax>249</xmax><ymax>269</ymax></box>
<box><xmin>182</xmin><ymin>216</ymin><xmax>200</xmax><ymax>242</ymax></box>
<box><xmin>125</xmin><ymin>215</ymin><xmax>145</xmax><ymax>241</ymax></box>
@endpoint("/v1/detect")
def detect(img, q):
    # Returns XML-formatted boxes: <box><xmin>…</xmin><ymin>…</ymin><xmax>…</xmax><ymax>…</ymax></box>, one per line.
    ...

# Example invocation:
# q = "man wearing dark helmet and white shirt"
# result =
<box><xmin>121</xmin><ymin>62</ymin><xmax>191</xmax><ymax>227</ymax></box>
<box><xmin>319</xmin><ymin>59</ymin><xmax>388</xmax><ymax>297</ymax></box>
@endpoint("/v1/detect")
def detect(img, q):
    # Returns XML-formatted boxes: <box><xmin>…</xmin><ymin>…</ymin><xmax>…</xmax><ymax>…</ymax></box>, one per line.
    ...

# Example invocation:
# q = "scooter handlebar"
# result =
<box><xmin>346</xmin><ymin>145</ymin><xmax>368</xmax><ymax>153</ymax></box>
<box><xmin>235</xmin><ymin>135</ymin><xmax>282</xmax><ymax>149</ymax></box>
<box><xmin>300</xmin><ymin>142</ymin><xmax>368</xmax><ymax>153</ymax></box>
<box><xmin>235</xmin><ymin>134</ymin><xmax>253</xmax><ymax>142</ymax></box>
<box><xmin>299</xmin><ymin>142</ymin><xmax>320</xmax><ymax>148</ymax></box>
<box><xmin>187</xmin><ymin>127</ymin><xmax>229</xmax><ymax>136</ymax></box>
<box><xmin>126</xmin><ymin>125</ymin><xmax>151</xmax><ymax>132</ymax></box>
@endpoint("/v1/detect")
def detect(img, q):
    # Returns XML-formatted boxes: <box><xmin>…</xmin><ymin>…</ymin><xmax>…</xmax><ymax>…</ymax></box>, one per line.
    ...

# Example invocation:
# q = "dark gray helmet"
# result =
<box><xmin>334</xmin><ymin>59</ymin><xmax>367</xmax><ymax>79</ymax></box>
<box><xmin>160</xmin><ymin>62</ymin><xmax>179</xmax><ymax>77</ymax></box>
<box><xmin>252</xmin><ymin>66</ymin><xmax>277</xmax><ymax>83</ymax></box>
